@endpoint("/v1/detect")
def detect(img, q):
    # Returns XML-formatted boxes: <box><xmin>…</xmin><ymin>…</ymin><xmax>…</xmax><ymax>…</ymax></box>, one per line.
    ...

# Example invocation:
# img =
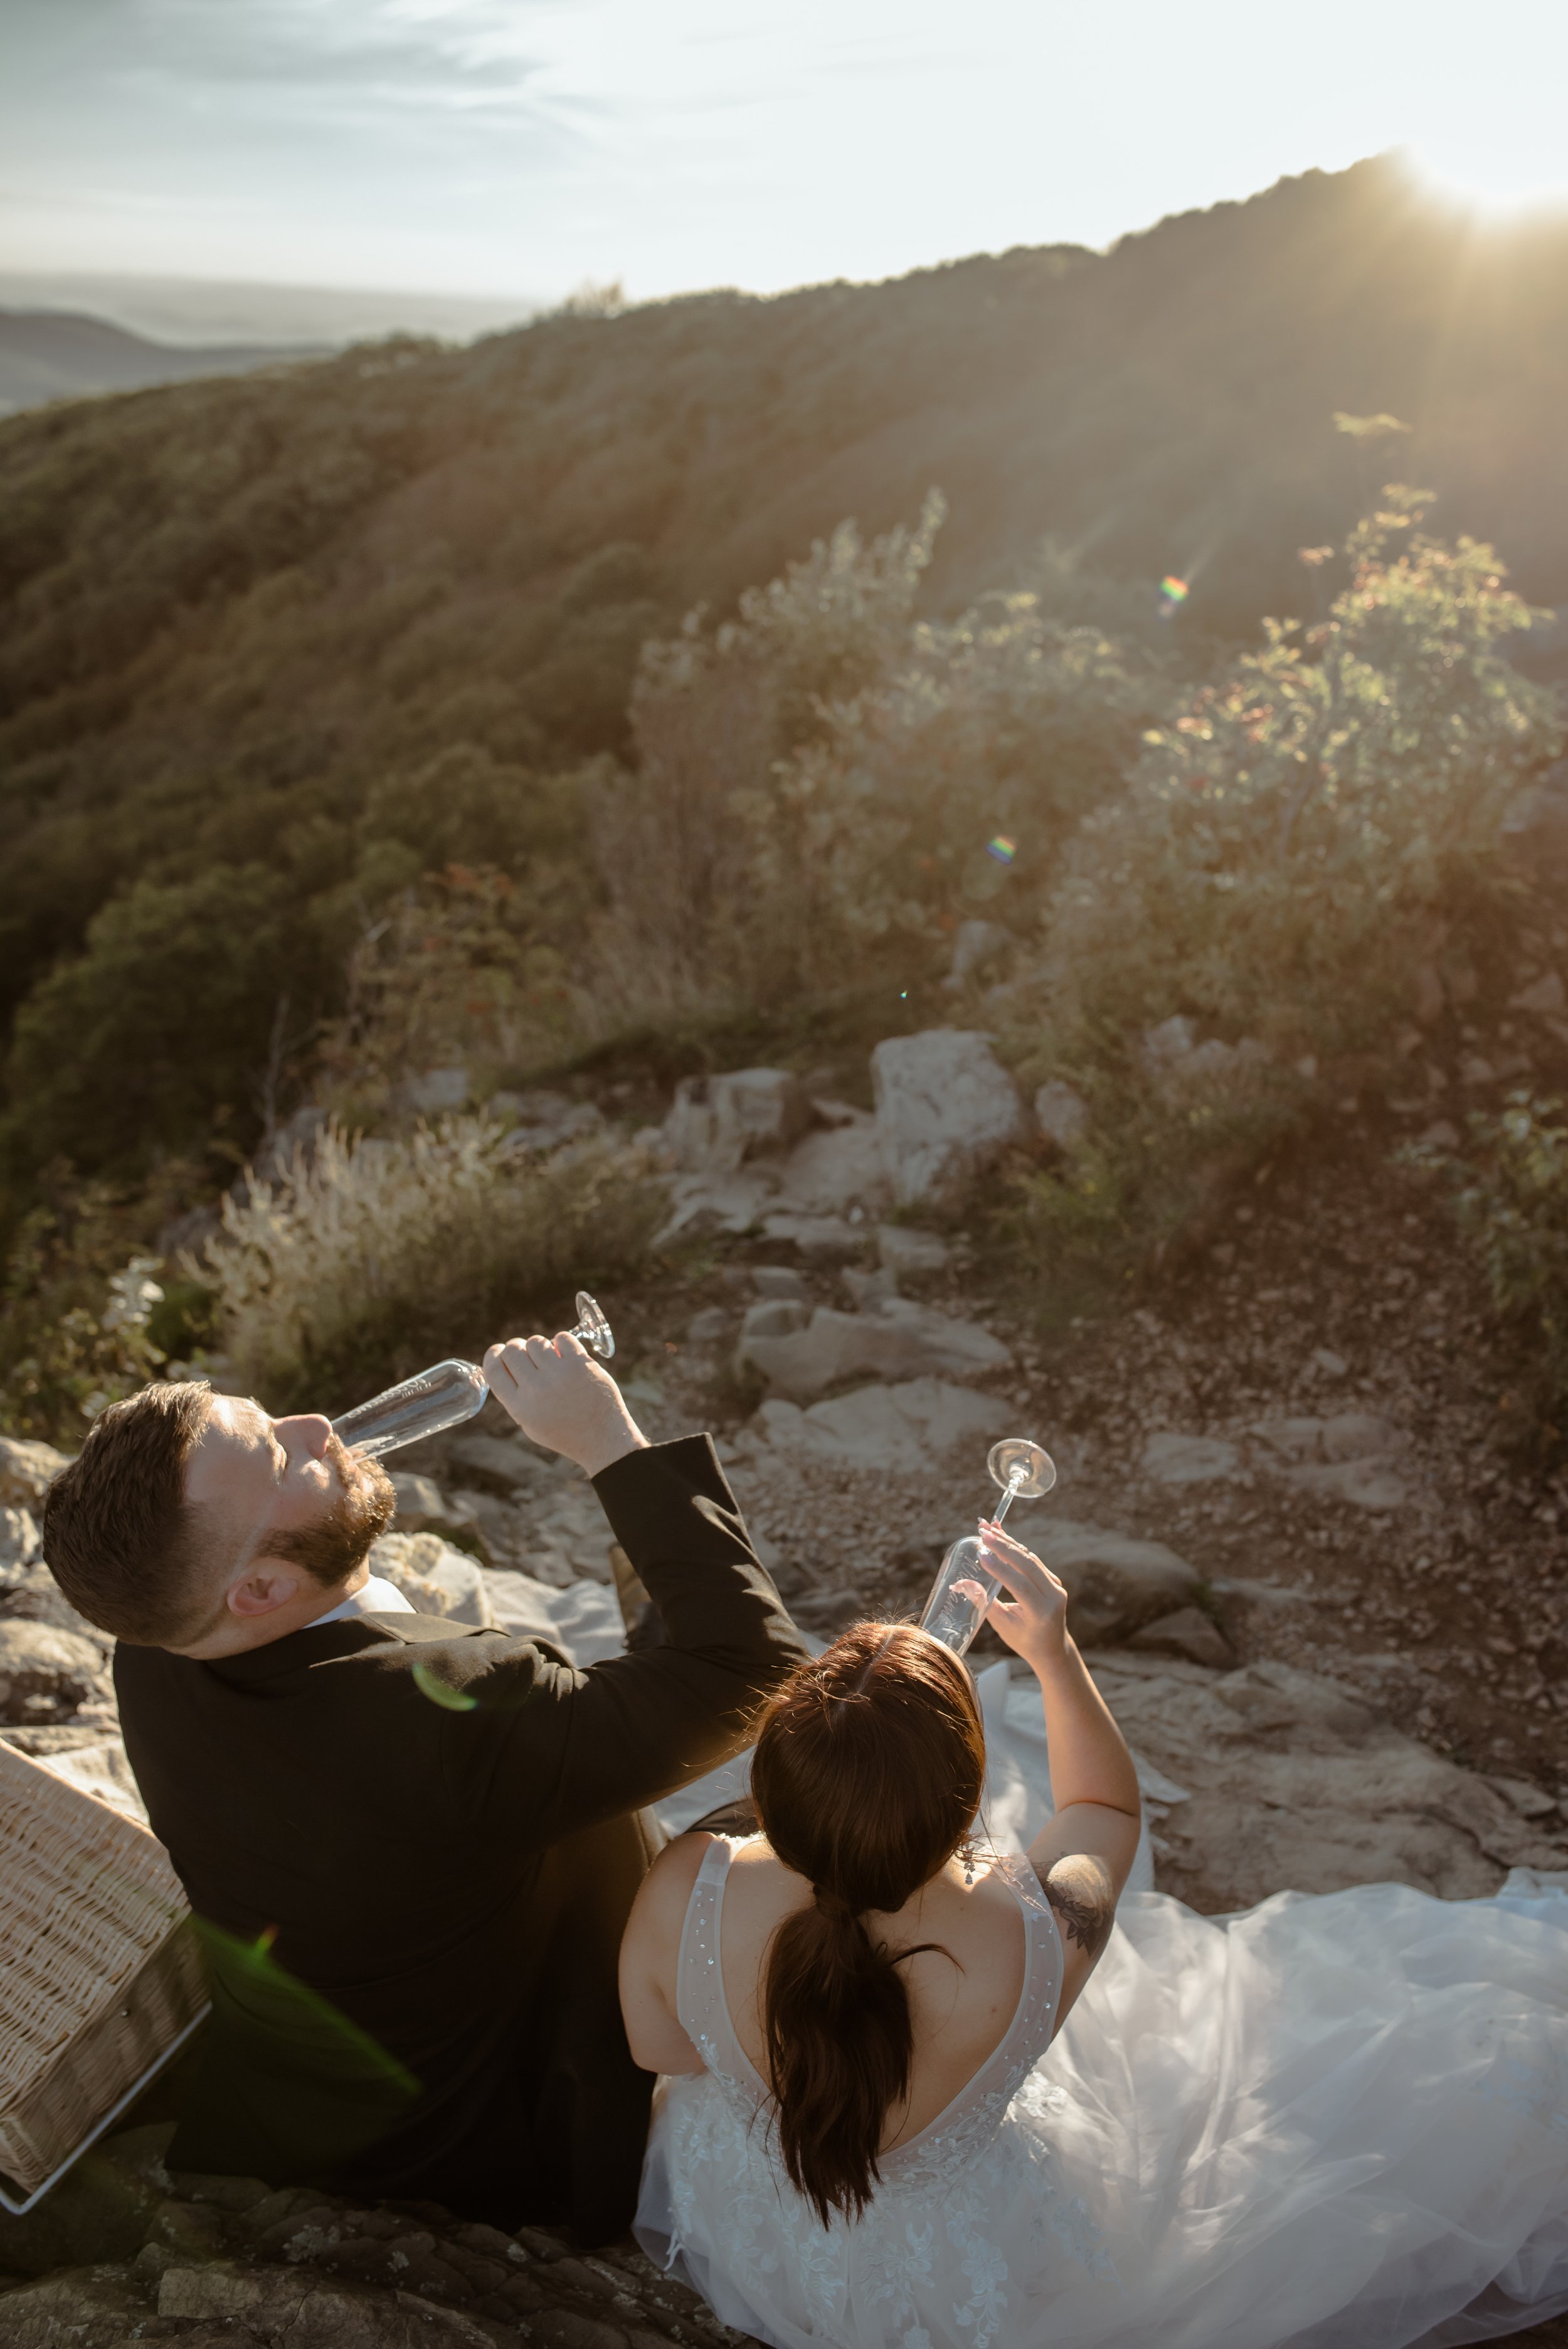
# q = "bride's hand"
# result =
<box><xmin>966</xmin><ymin>1521</ymin><xmax>1072</xmax><ymax>1672</ymax></box>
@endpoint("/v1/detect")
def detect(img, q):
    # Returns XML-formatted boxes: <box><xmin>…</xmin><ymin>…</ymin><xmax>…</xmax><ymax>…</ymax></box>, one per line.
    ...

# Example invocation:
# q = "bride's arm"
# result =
<box><xmin>971</xmin><ymin>1520</ymin><xmax>1142</xmax><ymax>2027</ymax></box>
<box><xmin>618</xmin><ymin>1832</ymin><xmax>714</xmax><ymax>2076</ymax></box>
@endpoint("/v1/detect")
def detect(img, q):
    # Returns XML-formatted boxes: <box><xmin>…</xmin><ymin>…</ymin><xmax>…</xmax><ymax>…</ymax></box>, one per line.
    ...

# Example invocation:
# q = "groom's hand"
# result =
<box><xmin>483</xmin><ymin>1333</ymin><xmax>650</xmax><ymax>1478</ymax></box>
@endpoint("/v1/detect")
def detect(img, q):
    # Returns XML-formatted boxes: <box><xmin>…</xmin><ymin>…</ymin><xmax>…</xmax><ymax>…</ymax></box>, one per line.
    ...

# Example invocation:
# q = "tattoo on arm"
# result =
<box><xmin>1034</xmin><ymin>1853</ymin><xmax>1116</xmax><ymax>1961</ymax></box>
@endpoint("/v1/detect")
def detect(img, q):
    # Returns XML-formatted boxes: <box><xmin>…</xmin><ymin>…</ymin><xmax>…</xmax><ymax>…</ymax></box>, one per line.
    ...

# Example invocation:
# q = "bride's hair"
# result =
<box><xmin>749</xmin><ymin>1620</ymin><xmax>986</xmax><ymax>2224</ymax></box>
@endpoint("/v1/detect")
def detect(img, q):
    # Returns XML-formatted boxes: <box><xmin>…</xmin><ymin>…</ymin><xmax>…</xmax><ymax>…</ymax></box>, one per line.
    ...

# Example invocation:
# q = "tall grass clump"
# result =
<box><xmin>195</xmin><ymin>1118</ymin><xmax>667</xmax><ymax>1415</ymax></box>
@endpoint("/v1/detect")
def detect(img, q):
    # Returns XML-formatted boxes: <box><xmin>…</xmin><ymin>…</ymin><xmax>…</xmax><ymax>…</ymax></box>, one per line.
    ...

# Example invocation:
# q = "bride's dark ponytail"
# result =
<box><xmin>751</xmin><ymin>1622</ymin><xmax>987</xmax><ymax>2225</ymax></box>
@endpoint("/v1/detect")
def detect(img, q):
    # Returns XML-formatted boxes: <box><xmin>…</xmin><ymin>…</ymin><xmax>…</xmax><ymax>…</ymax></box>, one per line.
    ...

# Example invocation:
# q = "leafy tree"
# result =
<box><xmin>3</xmin><ymin>864</ymin><xmax>337</xmax><ymax>1178</ymax></box>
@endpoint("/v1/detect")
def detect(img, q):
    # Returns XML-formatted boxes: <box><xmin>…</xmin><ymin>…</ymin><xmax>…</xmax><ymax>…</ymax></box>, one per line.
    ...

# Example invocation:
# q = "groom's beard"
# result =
<box><xmin>270</xmin><ymin>1434</ymin><xmax>396</xmax><ymax>1588</ymax></box>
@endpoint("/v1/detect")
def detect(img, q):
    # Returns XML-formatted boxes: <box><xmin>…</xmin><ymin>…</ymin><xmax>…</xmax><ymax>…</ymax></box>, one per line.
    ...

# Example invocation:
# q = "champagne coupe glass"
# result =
<box><xmin>332</xmin><ymin>1291</ymin><xmax>615</xmax><ymax>1460</ymax></box>
<box><xmin>919</xmin><ymin>1436</ymin><xmax>1057</xmax><ymax>1658</ymax></box>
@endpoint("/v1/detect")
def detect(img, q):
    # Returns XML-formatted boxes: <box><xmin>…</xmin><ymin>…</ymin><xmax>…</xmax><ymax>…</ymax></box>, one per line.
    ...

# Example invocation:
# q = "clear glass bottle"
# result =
<box><xmin>332</xmin><ymin>1291</ymin><xmax>614</xmax><ymax>1460</ymax></box>
<box><xmin>919</xmin><ymin>1436</ymin><xmax>1057</xmax><ymax>1658</ymax></box>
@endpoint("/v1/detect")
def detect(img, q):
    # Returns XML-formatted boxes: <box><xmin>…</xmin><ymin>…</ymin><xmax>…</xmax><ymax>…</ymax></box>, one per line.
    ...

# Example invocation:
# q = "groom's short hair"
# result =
<box><xmin>43</xmin><ymin>1381</ymin><xmax>222</xmax><ymax>1647</ymax></box>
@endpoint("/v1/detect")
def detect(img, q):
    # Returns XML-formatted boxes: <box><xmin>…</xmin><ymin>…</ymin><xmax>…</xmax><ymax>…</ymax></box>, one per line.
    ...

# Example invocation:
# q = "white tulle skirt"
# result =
<box><xmin>637</xmin><ymin>1873</ymin><xmax>1568</xmax><ymax>2349</ymax></box>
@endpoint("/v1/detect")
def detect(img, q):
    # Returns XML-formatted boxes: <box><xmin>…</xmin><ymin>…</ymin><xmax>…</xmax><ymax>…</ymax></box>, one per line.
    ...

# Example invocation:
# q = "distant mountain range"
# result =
<box><xmin>0</xmin><ymin>307</ymin><xmax>327</xmax><ymax>416</ymax></box>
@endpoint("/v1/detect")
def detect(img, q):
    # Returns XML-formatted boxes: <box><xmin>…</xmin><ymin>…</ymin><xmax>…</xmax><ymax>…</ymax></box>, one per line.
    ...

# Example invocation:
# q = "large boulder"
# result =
<box><xmin>0</xmin><ymin>1620</ymin><xmax>106</xmax><ymax>1721</ymax></box>
<box><xmin>871</xmin><ymin>1031</ymin><xmax>1029</xmax><ymax>1208</ymax></box>
<box><xmin>0</xmin><ymin>1435</ymin><xmax>70</xmax><ymax>1512</ymax></box>
<box><xmin>771</xmin><ymin>1108</ymin><xmax>891</xmax><ymax>1216</ymax></box>
<box><xmin>1031</xmin><ymin>1519</ymin><xmax>1202</xmax><ymax>1645</ymax></box>
<box><xmin>739</xmin><ymin>1299</ymin><xmax>1011</xmax><ymax>1401</ymax></box>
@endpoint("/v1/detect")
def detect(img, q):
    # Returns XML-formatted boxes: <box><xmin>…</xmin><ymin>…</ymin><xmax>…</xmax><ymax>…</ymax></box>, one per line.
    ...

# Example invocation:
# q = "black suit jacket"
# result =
<box><xmin>114</xmin><ymin>1435</ymin><xmax>807</xmax><ymax>2240</ymax></box>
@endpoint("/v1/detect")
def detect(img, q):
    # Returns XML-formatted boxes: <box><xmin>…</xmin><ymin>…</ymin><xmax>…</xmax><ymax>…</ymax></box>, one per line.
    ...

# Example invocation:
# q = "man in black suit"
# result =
<box><xmin>42</xmin><ymin>1333</ymin><xmax>807</xmax><ymax>2241</ymax></box>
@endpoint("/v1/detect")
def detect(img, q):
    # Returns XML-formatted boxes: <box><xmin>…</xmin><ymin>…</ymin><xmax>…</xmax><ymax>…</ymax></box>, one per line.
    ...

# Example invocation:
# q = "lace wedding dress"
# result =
<box><xmin>634</xmin><ymin>1839</ymin><xmax>1568</xmax><ymax>2349</ymax></box>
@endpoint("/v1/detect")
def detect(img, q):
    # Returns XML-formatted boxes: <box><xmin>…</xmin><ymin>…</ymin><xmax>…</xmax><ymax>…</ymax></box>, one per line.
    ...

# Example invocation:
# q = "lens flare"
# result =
<box><xmin>1159</xmin><ymin>576</ymin><xmax>1189</xmax><ymax>605</ymax></box>
<box><xmin>985</xmin><ymin>835</ymin><xmax>1017</xmax><ymax>865</ymax></box>
<box><xmin>411</xmin><ymin>1662</ymin><xmax>478</xmax><ymax>1712</ymax></box>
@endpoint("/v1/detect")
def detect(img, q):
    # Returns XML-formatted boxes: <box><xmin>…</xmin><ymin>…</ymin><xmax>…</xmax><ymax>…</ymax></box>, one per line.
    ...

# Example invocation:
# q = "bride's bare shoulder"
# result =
<box><xmin>627</xmin><ymin>1831</ymin><xmax>718</xmax><ymax>1946</ymax></box>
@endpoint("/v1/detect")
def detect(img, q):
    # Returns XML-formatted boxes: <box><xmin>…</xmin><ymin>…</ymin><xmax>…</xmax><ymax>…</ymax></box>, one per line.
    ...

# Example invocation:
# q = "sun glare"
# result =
<box><xmin>1407</xmin><ymin>139</ymin><xmax>1568</xmax><ymax>221</ymax></box>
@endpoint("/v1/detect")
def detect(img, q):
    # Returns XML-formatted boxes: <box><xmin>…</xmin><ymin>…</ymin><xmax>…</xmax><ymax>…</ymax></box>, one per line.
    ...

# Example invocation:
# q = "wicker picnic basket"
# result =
<box><xmin>0</xmin><ymin>1740</ymin><xmax>205</xmax><ymax>2193</ymax></box>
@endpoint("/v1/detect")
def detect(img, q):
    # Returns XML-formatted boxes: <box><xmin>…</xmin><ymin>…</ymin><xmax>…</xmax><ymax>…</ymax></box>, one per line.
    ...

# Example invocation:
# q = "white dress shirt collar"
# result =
<box><xmin>307</xmin><ymin>1572</ymin><xmax>415</xmax><ymax>1628</ymax></box>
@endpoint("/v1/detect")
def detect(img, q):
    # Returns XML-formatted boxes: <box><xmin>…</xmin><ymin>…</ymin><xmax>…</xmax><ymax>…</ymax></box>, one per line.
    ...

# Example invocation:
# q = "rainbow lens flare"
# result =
<box><xmin>1159</xmin><ymin>576</ymin><xmax>1190</xmax><ymax>605</ymax></box>
<box><xmin>985</xmin><ymin>835</ymin><xmax>1017</xmax><ymax>865</ymax></box>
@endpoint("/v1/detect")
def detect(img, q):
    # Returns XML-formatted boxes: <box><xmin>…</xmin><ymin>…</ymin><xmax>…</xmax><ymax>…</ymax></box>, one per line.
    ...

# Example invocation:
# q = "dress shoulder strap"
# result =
<box><xmin>674</xmin><ymin>1835</ymin><xmax>739</xmax><ymax>2059</ymax></box>
<box><xmin>993</xmin><ymin>1850</ymin><xmax>1066</xmax><ymax>2059</ymax></box>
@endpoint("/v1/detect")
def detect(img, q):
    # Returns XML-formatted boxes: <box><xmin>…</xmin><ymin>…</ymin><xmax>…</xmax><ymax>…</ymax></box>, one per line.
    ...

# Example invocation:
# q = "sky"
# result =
<box><xmin>4</xmin><ymin>0</ymin><xmax>1568</xmax><ymax>340</ymax></box>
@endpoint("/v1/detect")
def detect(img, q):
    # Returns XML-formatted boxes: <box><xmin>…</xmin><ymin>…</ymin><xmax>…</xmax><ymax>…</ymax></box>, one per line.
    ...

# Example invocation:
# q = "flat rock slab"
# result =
<box><xmin>771</xmin><ymin>1111</ymin><xmax>890</xmax><ymax>1216</ymax></box>
<box><xmin>1089</xmin><ymin>1650</ymin><xmax>1568</xmax><ymax>1912</ymax></box>
<box><xmin>754</xmin><ymin>1377</ymin><xmax>1014</xmax><ymax>1471</ymax></box>
<box><xmin>1248</xmin><ymin>1412</ymin><xmax>1401</xmax><ymax>1461</ymax></box>
<box><xmin>741</xmin><ymin>1299</ymin><xmax>1012</xmax><ymax>1399</ymax></box>
<box><xmin>1140</xmin><ymin>1432</ymin><xmax>1240</xmax><ymax>1484</ymax></box>
<box><xmin>876</xmin><ymin>1224</ymin><xmax>951</xmax><ymax>1275</ymax></box>
<box><xmin>1283</xmin><ymin>1457</ymin><xmax>1408</xmax><ymax>1510</ymax></box>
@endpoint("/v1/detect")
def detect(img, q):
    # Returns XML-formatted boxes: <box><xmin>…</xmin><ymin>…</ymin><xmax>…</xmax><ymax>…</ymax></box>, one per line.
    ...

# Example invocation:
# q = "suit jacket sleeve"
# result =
<box><xmin>428</xmin><ymin>1434</ymin><xmax>811</xmax><ymax>1845</ymax></box>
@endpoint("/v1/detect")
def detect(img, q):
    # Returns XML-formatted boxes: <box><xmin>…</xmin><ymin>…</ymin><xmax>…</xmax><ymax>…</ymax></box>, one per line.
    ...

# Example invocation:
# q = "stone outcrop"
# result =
<box><xmin>738</xmin><ymin>1299</ymin><xmax>1012</xmax><ymax>1401</ymax></box>
<box><xmin>664</xmin><ymin>1067</ymin><xmax>812</xmax><ymax>1172</ymax></box>
<box><xmin>1090</xmin><ymin>1650</ymin><xmax>1568</xmax><ymax>1912</ymax></box>
<box><xmin>751</xmin><ymin>1378</ymin><xmax>1014</xmax><ymax>1473</ymax></box>
<box><xmin>871</xmin><ymin>1031</ymin><xmax>1028</xmax><ymax>1208</ymax></box>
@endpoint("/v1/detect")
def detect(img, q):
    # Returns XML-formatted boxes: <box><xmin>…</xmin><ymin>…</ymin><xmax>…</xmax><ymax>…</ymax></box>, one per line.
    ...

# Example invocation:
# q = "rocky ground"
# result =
<box><xmin>0</xmin><ymin>2124</ymin><xmax>747</xmax><ymax>2348</ymax></box>
<box><xmin>4</xmin><ymin>1037</ymin><xmax>1568</xmax><ymax>2342</ymax></box>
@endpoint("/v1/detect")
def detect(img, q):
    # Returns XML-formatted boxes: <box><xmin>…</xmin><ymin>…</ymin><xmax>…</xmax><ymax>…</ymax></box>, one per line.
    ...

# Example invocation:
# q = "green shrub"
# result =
<box><xmin>996</xmin><ymin>489</ymin><xmax>1562</xmax><ymax>1285</ymax></box>
<box><xmin>592</xmin><ymin>494</ymin><xmax>1163</xmax><ymax>1016</ymax></box>
<box><xmin>3</xmin><ymin>862</ymin><xmax>339</xmax><ymax>1180</ymax></box>
<box><xmin>1417</xmin><ymin>1093</ymin><xmax>1568</xmax><ymax>1440</ymax></box>
<box><xmin>0</xmin><ymin>1195</ymin><xmax>171</xmax><ymax>1442</ymax></box>
<box><xmin>194</xmin><ymin>1116</ymin><xmax>667</xmax><ymax>1416</ymax></box>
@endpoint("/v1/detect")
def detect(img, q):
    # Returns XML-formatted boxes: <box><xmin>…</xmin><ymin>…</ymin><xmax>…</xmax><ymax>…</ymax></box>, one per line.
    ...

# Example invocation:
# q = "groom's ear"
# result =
<box><xmin>226</xmin><ymin>1564</ymin><xmax>302</xmax><ymax>1620</ymax></box>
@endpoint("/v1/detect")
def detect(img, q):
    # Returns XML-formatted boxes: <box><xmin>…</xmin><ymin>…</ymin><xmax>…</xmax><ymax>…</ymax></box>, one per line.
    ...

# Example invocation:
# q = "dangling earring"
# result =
<box><xmin>962</xmin><ymin>1840</ymin><xmax>977</xmax><ymax>1887</ymax></box>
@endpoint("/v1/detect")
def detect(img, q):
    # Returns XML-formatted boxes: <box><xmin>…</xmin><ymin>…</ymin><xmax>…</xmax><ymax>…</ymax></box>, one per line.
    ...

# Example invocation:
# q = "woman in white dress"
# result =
<box><xmin>618</xmin><ymin>1522</ymin><xmax>1568</xmax><ymax>2349</ymax></box>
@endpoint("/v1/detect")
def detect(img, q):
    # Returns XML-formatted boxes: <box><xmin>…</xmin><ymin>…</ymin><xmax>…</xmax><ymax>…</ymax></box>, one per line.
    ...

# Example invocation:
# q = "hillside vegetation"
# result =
<box><xmin>3</xmin><ymin>156</ymin><xmax>1568</xmax><ymax>1445</ymax></box>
